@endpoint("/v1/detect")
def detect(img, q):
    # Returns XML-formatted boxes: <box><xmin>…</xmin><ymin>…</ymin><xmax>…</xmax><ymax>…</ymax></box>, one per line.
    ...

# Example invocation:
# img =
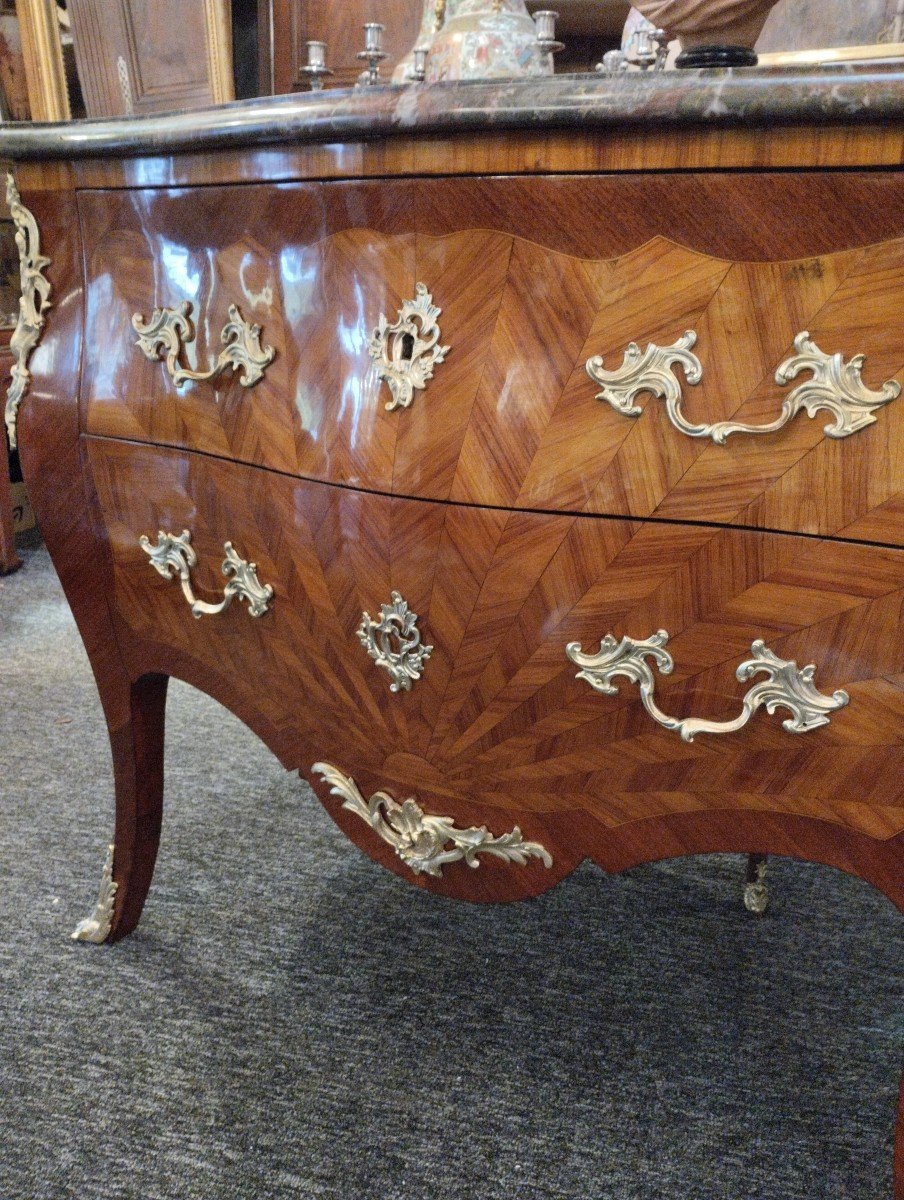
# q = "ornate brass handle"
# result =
<box><xmin>586</xmin><ymin>330</ymin><xmax>901</xmax><ymax>443</ymax></box>
<box><xmin>140</xmin><ymin>530</ymin><xmax>273</xmax><ymax>619</ymax></box>
<box><xmin>313</xmin><ymin>763</ymin><xmax>552</xmax><ymax>876</ymax></box>
<box><xmin>132</xmin><ymin>300</ymin><xmax>275</xmax><ymax>389</ymax></box>
<box><xmin>566</xmin><ymin>631</ymin><xmax>849</xmax><ymax>742</ymax></box>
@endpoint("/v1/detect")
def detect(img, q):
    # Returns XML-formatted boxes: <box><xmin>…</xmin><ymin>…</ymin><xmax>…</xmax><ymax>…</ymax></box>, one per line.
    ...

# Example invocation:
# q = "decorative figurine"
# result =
<box><xmin>632</xmin><ymin>0</ymin><xmax>779</xmax><ymax>66</ymax></box>
<box><xmin>425</xmin><ymin>0</ymin><xmax>556</xmax><ymax>82</ymax></box>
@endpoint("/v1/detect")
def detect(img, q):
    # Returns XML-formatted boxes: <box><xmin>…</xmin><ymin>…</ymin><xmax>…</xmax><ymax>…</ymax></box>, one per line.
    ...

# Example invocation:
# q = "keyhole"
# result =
<box><xmin>400</xmin><ymin>332</ymin><xmax>415</xmax><ymax>361</ymax></box>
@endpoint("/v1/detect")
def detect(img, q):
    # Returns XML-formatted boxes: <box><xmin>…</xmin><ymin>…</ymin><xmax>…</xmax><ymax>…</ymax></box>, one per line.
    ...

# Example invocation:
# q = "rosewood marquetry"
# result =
<box><xmin>6</xmin><ymin>84</ymin><xmax>903</xmax><ymax>1196</ymax></box>
<box><xmin>80</xmin><ymin>175</ymin><xmax>904</xmax><ymax>545</ymax></box>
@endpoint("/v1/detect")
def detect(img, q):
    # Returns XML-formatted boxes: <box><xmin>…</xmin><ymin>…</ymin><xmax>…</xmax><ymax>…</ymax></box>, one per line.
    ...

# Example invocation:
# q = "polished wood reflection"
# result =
<box><xmin>12</xmin><ymin>136</ymin><xmax>904</xmax><ymax>1195</ymax></box>
<box><xmin>81</xmin><ymin>175</ymin><xmax>904</xmax><ymax>545</ymax></box>
<box><xmin>85</xmin><ymin>437</ymin><xmax>904</xmax><ymax>904</ymax></box>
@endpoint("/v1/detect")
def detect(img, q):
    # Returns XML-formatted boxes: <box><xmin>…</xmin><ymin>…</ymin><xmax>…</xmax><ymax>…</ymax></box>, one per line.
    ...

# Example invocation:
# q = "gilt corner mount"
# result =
<box><xmin>4</xmin><ymin>172</ymin><xmax>52</xmax><ymax>451</ymax></box>
<box><xmin>71</xmin><ymin>844</ymin><xmax>117</xmax><ymax>944</ymax></box>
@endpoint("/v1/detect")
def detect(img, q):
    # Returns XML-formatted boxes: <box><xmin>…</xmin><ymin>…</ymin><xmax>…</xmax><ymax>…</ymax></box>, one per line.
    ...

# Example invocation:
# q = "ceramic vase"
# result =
<box><xmin>425</xmin><ymin>0</ymin><xmax>552</xmax><ymax>83</ymax></box>
<box><xmin>632</xmin><ymin>0</ymin><xmax>778</xmax><ymax>50</ymax></box>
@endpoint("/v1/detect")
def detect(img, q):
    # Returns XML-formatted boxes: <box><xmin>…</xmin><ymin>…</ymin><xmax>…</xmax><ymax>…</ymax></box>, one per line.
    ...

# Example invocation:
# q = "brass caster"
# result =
<box><xmin>743</xmin><ymin>853</ymin><xmax>769</xmax><ymax>914</ymax></box>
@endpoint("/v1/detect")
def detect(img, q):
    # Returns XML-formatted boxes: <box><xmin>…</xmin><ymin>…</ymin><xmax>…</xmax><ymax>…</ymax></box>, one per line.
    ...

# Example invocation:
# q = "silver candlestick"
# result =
<box><xmin>410</xmin><ymin>46</ymin><xmax>429</xmax><ymax>82</ymax></box>
<box><xmin>300</xmin><ymin>41</ymin><xmax>333</xmax><ymax>91</ymax></box>
<box><xmin>356</xmin><ymin>22</ymin><xmax>388</xmax><ymax>87</ymax></box>
<box><xmin>596</xmin><ymin>48</ymin><xmax>628</xmax><ymax>73</ymax></box>
<box><xmin>628</xmin><ymin>23</ymin><xmax>668</xmax><ymax>70</ymax></box>
<box><xmin>596</xmin><ymin>14</ymin><xmax>667</xmax><ymax>73</ymax></box>
<box><xmin>533</xmin><ymin>10</ymin><xmax>564</xmax><ymax>57</ymax></box>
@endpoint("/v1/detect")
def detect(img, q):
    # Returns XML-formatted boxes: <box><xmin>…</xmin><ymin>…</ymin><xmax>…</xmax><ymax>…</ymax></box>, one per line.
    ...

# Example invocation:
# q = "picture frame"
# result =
<box><xmin>15</xmin><ymin>0</ymin><xmax>70</xmax><ymax>121</ymax></box>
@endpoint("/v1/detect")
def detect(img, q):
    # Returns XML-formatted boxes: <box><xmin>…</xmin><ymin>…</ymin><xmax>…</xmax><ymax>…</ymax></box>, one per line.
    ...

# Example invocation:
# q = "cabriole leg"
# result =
<box><xmin>72</xmin><ymin>673</ymin><xmax>168</xmax><ymax>944</ymax></box>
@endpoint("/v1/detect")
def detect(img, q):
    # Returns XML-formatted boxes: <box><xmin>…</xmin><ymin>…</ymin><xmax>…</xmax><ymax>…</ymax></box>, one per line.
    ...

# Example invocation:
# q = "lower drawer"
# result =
<box><xmin>87</xmin><ymin>437</ymin><xmax>904</xmax><ymax>897</ymax></box>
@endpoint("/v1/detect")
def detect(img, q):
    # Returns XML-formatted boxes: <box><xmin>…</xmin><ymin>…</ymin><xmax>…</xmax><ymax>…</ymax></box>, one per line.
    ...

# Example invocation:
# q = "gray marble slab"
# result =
<box><xmin>0</xmin><ymin>65</ymin><xmax>902</xmax><ymax>160</ymax></box>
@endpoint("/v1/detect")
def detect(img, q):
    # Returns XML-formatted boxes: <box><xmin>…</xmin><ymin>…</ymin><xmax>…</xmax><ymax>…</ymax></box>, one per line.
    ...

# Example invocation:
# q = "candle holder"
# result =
<box><xmin>357</xmin><ymin>22</ymin><xmax>388</xmax><ymax>87</ymax></box>
<box><xmin>596</xmin><ymin>13</ymin><xmax>668</xmax><ymax>74</ymax></box>
<box><xmin>410</xmin><ymin>46</ymin><xmax>429</xmax><ymax>82</ymax></box>
<box><xmin>533</xmin><ymin>10</ymin><xmax>564</xmax><ymax>57</ymax></box>
<box><xmin>628</xmin><ymin>23</ymin><xmax>668</xmax><ymax>70</ymax></box>
<box><xmin>596</xmin><ymin>48</ymin><xmax>628</xmax><ymax>73</ymax></box>
<box><xmin>299</xmin><ymin>41</ymin><xmax>333</xmax><ymax>91</ymax></box>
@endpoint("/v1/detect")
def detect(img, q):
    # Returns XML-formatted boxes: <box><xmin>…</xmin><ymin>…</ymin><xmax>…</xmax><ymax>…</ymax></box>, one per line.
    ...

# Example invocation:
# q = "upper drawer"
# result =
<box><xmin>81</xmin><ymin>173</ymin><xmax>904</xmax><ymax>545</ymax></box>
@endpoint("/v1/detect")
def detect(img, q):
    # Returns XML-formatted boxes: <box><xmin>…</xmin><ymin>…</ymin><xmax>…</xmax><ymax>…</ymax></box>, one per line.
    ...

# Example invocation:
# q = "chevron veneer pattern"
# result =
<box><xmin>81</xmin><ymin>175</ymin><xmax>904</xmax><ymax>546</ymax></box>
<box><xmin>86</xmin><ymin>439</ymin><xmax>904</xmax><ymax>881</ymax></box>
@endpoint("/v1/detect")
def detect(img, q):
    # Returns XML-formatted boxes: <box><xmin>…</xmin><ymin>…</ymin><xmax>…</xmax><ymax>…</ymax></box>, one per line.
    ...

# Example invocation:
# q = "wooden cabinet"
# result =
<box><xmin>3</xmin><ymin>75</ymin><xmax>903</xmax><ymax>1195</ymax></box>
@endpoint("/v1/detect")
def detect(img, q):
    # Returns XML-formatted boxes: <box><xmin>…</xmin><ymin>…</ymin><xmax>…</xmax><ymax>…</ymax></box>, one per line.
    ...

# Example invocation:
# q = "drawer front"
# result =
<box><xmin>81</xmin><ymin>174</ymin><xmax>904</xmax><ymax>545</ymax></box>
<box><xmin>87</xmin><ymin>437</ymin><xmax>904</xmax><ymax>894</ymax></box>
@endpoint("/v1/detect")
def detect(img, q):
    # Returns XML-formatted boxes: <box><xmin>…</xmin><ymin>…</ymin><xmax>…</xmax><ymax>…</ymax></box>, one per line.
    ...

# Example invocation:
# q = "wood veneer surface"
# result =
<box><xmin>85</xmin><ymin>436</ymin><xmax>904</xmax><ymax>899</ymax></box>
<box><xmin>12</xmin><ymin>150</ymin><xmax>904</xmax><ymax>1196</ymax></box>
<box><xmin>13</xmin><ymin>121</ymin><xmax>903</xmax><ymax>191</ymax></box>
<box><xmin>81</xmin><ymin>174</ymin><xmax>904</xmax><ymax>545</ymax></box>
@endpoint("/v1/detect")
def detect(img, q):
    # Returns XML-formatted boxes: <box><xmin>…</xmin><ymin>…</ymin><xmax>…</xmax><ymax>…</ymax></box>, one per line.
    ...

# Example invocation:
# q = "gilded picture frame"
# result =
<box><xmin>15</xmin><ymin>0</ymin><xmax>70</xmax><ymax>121</ymax></box>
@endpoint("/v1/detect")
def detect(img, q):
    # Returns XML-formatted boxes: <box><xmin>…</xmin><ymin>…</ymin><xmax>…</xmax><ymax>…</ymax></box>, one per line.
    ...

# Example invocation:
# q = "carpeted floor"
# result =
<box><xmin>0</xmin><ymin>537</ymin><xmax>901</xmax><ymax>1200</ymax></box>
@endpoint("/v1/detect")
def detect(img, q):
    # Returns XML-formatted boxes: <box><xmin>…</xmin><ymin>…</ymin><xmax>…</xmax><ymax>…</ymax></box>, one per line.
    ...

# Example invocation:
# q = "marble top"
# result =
<box><xmin>0</xmin><ymin>65</ymin><xmax>902</xmax><ymax>161</ymax></box>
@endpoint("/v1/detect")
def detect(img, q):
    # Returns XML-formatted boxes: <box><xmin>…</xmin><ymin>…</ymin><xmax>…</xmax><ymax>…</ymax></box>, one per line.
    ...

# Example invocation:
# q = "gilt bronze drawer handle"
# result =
<box><xmin>368</xmin><ymin>282</ymin><xmax>450</xmax><ymax>411</ymax></box>
<box><xmin>567</xmin><ymin>631</ymin><xmax>849</xmax><ymax>742</ymax></box>
<box><xmin>140</xmin><ymin>529</ymin><xmax>273</xmax><ymax>619</ymax></box>
<box><xmin>357</xmin><ymin>590</ymin><xmax>433</xmax><ymax>692</ymax></box>
<box><xmin>313</xmin><ymin>763</ymin><xmax>552</xmax><ymax>876</ymax></box>
<box><xmin>587</xmin><ymin>330</ymin><xmax>900</xmax><ymax>443</ymax></box>
<box><xmin>132</xmin><ymin>300</ymin><xmax>275</xmax><ymax>389</ymax></box>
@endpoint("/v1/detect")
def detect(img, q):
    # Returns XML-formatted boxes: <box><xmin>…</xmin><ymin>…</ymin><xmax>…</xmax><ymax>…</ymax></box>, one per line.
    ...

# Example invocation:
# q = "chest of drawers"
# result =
<box><xmin>3</xmin><ymin>68</ymin><xmax>903</xmax><ymax>1194</ymax></box>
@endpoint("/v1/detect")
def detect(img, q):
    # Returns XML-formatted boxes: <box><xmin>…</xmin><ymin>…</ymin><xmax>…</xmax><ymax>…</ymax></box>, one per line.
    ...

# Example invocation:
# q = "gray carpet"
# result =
<box><xmin>0</xmin><ymin>538</ymin><xmax>901</xmax><ymax>1200</ymax></box>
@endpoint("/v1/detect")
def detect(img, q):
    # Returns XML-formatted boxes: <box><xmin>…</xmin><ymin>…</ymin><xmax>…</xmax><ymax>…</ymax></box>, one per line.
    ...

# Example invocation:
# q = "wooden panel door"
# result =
<box><xmin>68</xmin><ymin>0</ymin><xmax>234</xmax><ymax>117</ymax></box>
